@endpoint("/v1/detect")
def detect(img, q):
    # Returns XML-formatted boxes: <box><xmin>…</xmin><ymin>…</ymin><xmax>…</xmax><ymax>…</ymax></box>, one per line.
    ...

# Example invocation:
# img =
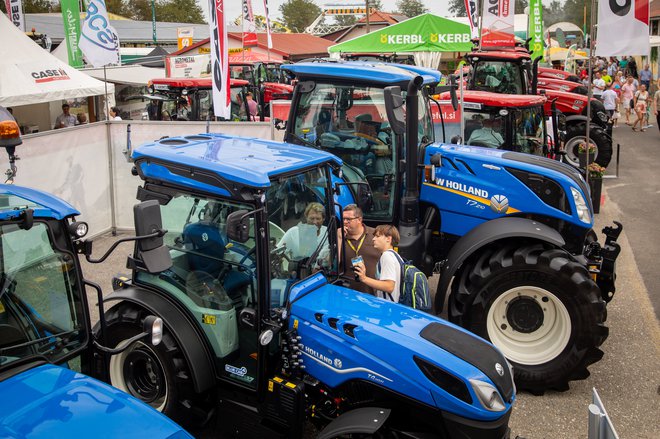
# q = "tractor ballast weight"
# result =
<box><xmin>281</xmin><ymin>60</ymin><xmax>622</xmax><ymax>394</ymax></box>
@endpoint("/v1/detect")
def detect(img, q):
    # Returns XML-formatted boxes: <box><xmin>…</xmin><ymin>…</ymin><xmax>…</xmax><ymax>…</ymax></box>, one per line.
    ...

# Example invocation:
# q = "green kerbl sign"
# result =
<box><xmin>60</xmin><ymin>0</ymin><xmax>83</xmax><ymax>68</ymax></box>
<box><xmin>329</xmin><ymin>13</ymin><xmax>472</xmax><ymax>54</ymax></box>
<box><xmin>527</xmin><ymin>0</ymin><xmax>544</xmax><ymax>60</ymax></box>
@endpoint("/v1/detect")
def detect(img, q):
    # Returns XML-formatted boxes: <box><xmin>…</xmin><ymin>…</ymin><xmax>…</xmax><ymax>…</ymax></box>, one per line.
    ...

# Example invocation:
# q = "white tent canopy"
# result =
<box><xmin>0</xmin><ymin>13</ymin><xmax>113</xmax><ymax>107</ymax></box>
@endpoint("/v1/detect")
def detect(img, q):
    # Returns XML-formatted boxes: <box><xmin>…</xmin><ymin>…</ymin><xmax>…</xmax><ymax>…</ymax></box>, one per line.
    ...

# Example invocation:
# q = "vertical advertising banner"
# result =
<box><xmin>464</xmin><ymin>0</ymin><xmax>479</xmax><ymax>38</ymax></box>
<box><xmin>177</xmin><ymin>27</ymin><xmax>194</xmax><ymax>50</ymax></box>
<box><xmin>60</xmin><ymin>0</ymin><xmax>84</xmax><ymax>68</ymax></box>
<box><xmin>595</xmin><ymin>0</ymin><xmax>650</xmax><ymax>56</ymax></box>
<box><xmin>5</xmin><ymin>0</ymin><xmax>24</xmax><ymax>30</ymax></box>
<box><xmin>209</xmin><ymin>0</ymin><xmax>230</xmax><ymax>119</ymax></box>
<box><xmin>79</xmin><ymin>0</ymin><xmax>120</xmax><ymax>67</ymax></box>
<box><xmin>263</xmin><ymin>0</ymin><xmax>273</xmax><ymax>49</ymax></box>
<box><xmin>242</xmin><ymin>0</ymin><xmax>258</xmax><ymax>47</ymax></box>
<box><xmin>527</xmin><ymin>0</ymin><xmax>544</xmax><ymax>60</ymax></box>
<box><xmin>480</xmin><ymin>0</ymin><xmax>515</xmax><ymax>48</ymax></box>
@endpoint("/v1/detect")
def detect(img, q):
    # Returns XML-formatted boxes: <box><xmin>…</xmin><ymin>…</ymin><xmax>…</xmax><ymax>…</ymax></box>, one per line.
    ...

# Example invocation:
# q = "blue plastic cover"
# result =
<box><xmin>0</xmin><ymin>364</ymin><xmax>192</xmax><ymax>438</ymax></box>
<box><xmin>282</xmin><ymin>61</ymin><xmax>441</xmax><ymax>87</ymax></box>
<box><xmin>0</xmin><ymin>184</ymin><xmax>79</xmax><ymax>221</ymax></box>
<box><xmin>133</xmin><ymin>133</ymin><xmax>341</xmax><ymax>189</ymax></box>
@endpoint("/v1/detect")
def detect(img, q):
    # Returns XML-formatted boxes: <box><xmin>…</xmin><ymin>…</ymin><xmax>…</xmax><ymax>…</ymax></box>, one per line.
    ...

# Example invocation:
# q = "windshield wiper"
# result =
<box><xmin>0</xmin><ymin>274</ymin><xmax>15</xmax><ymax>302</ymax></box>
<box><xmin>287</xmin><ymin>131</ymin><xmax>319</xmax><ymax>149</ymax></box>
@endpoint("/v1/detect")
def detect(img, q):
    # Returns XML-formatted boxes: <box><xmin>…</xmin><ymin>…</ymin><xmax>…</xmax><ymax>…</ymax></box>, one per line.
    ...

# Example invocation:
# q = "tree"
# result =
<box><xmin>280</xmin><ymin>0</ymin><xmax>321</xmax><ymax>33</ymax></box>
<box><xmin>396</xmin><ymin>0</ymin><xmax>427</xmax><ymax>18</ymax></box>
<box><xmin>335</xmin><ymin>15</ymin><xmax>357</xmax><ymax>27</ymax></box>
<box><xmin>157</xmin><ymin>0</ymin><xmax>205</xmax><ymax>23</ymax></box>
<box><xmin>1</xmin><ymin>0</ymin><xmax>52</xmax><ymax>14</ymax></box>
<box><xmin>448</xmin><ymin>0</ymin><xmax>466</xmax><ymax>17</ymax></box>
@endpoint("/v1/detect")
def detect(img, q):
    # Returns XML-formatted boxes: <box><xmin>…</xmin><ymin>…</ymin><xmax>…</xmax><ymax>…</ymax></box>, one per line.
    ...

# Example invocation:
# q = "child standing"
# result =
<box><xmin>354</xmin><ymin>225</ymin><xmax>402</xmax><ymax>302</ymax></box>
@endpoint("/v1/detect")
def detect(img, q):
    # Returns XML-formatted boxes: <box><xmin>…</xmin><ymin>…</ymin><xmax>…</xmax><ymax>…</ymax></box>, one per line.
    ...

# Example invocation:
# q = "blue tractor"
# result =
<box><xmin>0</xmin><ymin>107</ymin><xmax>192</xmax><ymax>438</ymax></box>
<box><xmin>279</xmin><ymin>61</ymin><xmax>622</xmax><ymax>394</ymax></box>
<box><xmin>100</xmin><ymin>133</ymin><xmax>517</xmax><ymax>438</ymax></box>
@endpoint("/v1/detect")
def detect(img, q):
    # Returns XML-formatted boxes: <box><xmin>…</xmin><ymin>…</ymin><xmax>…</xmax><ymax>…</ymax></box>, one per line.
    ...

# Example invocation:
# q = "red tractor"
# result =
<box><xmin>538</xmin><ymin>66</ymin><xmax>581</xmax><ymax>83</ymax></box>
<box><xmin>464</xmin><ymin>47</ymin><xmax>613</xmax><ymax>168</ymax></box>
<box><xmin>433</xmin><ymin>90</ymin><xmax>564</xmax><ymax>159</ymax></box>
<box><xmin>145</xmin><ymin>77</ymin><xmax>259</xmax><ymax>122</ymax></box>
<box><xmin>537</xmin><ymin>77</ymin><xmax>588</xmax><ymax>95</ymax></box>
<box><xmin>228</xmin><ymin>60</ymin><xmax>293</xmax><ymax>116</ymax></box>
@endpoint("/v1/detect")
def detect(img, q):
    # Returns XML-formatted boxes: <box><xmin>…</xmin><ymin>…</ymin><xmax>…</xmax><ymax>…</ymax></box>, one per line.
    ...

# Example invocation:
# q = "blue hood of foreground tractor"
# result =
<box><xmin>0</xmin><ymin>364</ymin><xmax>191</xmax><ymax>438</ymax></box>
<box><xmin>288</xmin><ymin>276</ymin><xmax>515</xmax><ymax>422</ymax></box>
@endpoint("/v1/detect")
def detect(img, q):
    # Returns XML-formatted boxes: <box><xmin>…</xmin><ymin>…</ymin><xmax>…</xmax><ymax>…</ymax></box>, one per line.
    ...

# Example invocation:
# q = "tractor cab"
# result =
<box><xmin>465</xmin><ymin>50</ymin><xmax>533</xmax><ymax>95</ymax></box>
<box><xmin>145</xmin><ymin>77</ymin><xmax>254</xmax><ymax>121</ymax></box>
<box><xmin>434</xmin><ymin>90</ymin><xmax>561</xmax><ymax>157</ymax></box>
<box><xmin>229</xmin><ymin>61</ymin><xmax>294</xmax><ymax>115</ymax></box>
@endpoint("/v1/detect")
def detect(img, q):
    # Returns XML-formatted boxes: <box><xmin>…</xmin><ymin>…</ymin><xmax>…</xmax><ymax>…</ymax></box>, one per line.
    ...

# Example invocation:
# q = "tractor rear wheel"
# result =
<box><xmin>564</xmin><ymin>122</ymin><xmax>612</xmax><ymax>168</ymax></box>
<box><xmin>98</xmin><ymin>302</ymin><xmax>208</xmax><ymax>427</ymax></box>
<box><xmin>448</xmin><ymin>243</ymin><xmax>608</xmax><ymax>394</ymax></box>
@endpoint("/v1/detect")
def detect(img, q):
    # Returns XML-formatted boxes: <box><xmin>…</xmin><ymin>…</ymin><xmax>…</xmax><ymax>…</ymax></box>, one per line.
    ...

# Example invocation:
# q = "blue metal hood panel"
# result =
<box><xmin>0</xmin><ymin>364</ymin><xmax>191</xmax><ymax>438</ymax></box>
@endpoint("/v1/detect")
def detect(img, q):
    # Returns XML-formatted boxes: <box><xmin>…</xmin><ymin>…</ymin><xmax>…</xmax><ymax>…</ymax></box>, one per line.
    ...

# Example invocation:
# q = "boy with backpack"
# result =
<box><xmin>354</xmin><ymin>225</ymin><xmax>431</xmax><ymax>312</ymax></box>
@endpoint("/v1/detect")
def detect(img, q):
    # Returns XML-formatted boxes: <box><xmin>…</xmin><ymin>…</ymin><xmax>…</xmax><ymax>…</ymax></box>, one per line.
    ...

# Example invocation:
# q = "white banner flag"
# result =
<box><xmin>5</xmin><ymin>0</ymin><xmax>24</xmax><ymax>30</ymax></box>
<box><xmin>209</xmin><ymin>0</ymin><xmax>230</xmax><ymax>119</ymax></box>
<box><xmin>595</xmin><ymin>0</ymin><xmax>650</xmax><ymax>56</ymax></box>
<box><xmin>480</xmin><ymin>0</ymin><xmax>515</xmax><ymax>48</ymax></box>
<box><xmin>263</xmin><ymin>0</ymin><xmax>273</xmax><ymax>49</ymax></box>
<box><xmin>242</xmin><ymin>0</ymin><xmax>258</xmax><ymax>47</ymax></box>
<box><xmin>464</xmin><ymin>0</ymin><xmax>479</xmax><ymax>38</ymax></box>
<box><xmin>79</xmin><ymin>0</ymin><xmax>120</xmax><ymax>67</ymax></box>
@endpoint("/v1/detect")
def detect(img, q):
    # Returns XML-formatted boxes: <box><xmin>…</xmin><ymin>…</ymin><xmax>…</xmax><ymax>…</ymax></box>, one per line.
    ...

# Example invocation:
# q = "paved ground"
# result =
<box><xmin>82</xmin><ymin>122</ymin><xmax>660</xmax><ymax>438</ymax></box>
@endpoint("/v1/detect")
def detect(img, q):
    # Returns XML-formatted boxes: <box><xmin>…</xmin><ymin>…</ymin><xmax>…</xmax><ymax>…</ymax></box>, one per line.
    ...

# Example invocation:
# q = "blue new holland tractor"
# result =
<box><xmin>0</xmin><ymin>108</ymin><xmax>191</xmax><ymax>438</ymax></box>
<box><xmin>102</xmin><ymin>134</ymin><xmax>517</xmax><ymax>438</ymax></box>
<box><xmin>279</xmin><ymin>61</ymin><xmax>622</xmax><ymax>394</ymax></box>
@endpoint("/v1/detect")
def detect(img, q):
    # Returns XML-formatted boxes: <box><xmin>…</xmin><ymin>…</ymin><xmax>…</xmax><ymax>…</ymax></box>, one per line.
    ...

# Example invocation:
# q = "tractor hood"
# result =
<box><xmin>420</xmin><ymin>143</ymin><xmax>593</xmax><ymax>237</ymax></box>
<box><xmin>0</xmin><ymin>364</ymin><xmax>190</xmax><ymax>438</ymax></box>
<box><xmin>288</xmin><ymin>275</ymin><xmax>514</xmax><ymax>422</ymax></box>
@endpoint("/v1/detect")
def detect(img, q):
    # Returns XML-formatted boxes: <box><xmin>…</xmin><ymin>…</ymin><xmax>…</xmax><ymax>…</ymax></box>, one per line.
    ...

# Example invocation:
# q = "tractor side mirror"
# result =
<box><xmin>239</xmin><ymin>307</ymin><xmax>257</xmax><ymax>329</ymax></box>
<box><xmin>450</xmin><ymin>135</ymin><xmax>463</xmax><ymax>144</ymax></box>
<box><xmin>383</xmin><ymin>86</ymin><xmax>405</xmax><ymax>135</ymax></box>
<box><xmin>134</xmin><ymin>200</ymin><xmax>172</xmax><ymax>273</ymax></box>
<box><xmin>274</xmin><ymin>118</ymin><xmax>287</xmax><ymax>130</ymax></box>
<box><xmin>227</xmin><ymin>210</ymin><xmax>250</xmax><ymax>243</ymax></box>
<box><xmin>334</xmin><ymin>182</ymin><xmax>373</xmax><ymax>212</ymax></box>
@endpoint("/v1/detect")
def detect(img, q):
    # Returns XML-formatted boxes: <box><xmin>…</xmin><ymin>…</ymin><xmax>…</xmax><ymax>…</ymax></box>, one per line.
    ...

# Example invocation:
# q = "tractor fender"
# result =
<box><xmin>565</xmin><ymin>114</ymin><xmax>589</xmax><ymax>125</ymax></box>
<box><xmin>435</xmin><ymin>217</ymin><xmax>565</xmax><ymax>313</ymax></box>
<box><xmin>317</xmin><ymin>407</ymin><xmax>391</xmax><ymax>439</ymax></box>
<box><xmin>104</xmin><ymin>287</ymin><xmax>215</xmax><ymax>394</ymax></box>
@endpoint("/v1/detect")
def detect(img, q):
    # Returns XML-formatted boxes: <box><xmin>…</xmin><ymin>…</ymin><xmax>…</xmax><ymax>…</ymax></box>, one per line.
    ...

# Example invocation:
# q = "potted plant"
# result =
<box><xmin>578</xmin><ymin>142</ymin><xmax>596</xmax><ymax>168</ymax></box>
<box><xmin>587</xmin><ymin>163</ymin><xmax>606</xmax><ymax>213</ymax></box>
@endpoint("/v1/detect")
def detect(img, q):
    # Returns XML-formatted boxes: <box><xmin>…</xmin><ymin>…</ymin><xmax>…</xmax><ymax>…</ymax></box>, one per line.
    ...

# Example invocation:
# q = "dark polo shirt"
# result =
<box><xmin>341</xmin><ymin>226</ymin><xmax>380</xmax><ymax>294</ymax></box>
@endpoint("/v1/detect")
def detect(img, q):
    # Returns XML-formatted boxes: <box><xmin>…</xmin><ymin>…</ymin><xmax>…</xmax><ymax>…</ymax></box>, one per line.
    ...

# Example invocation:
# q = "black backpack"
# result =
<box><xmin>382</xmin><ymin>250</ymin><xmax>432</xmax><ymax>313</ymax></box>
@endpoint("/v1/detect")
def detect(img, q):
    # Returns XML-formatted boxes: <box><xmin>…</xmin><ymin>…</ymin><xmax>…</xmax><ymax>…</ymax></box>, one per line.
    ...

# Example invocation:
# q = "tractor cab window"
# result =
<box><xmin>230</xmin><ymin>65</ymin><xmax>253</xmax><ymax>82</ymax></box>
<box><xmin>292</xmin><ymin>83</ymin><xmax>396</xmax><ymax>221</ymax></box>
<box><xmin>473</xmin><ymin>61</ymin><xmax>524</xmax><ymax>94</ymax></box>
<box><xmin>464</xmin><ymin>110</ymin><xmax>507</xmax><ymax>149</ymax></box>
<box><xmin>0</xmin><ymin>221</ymin><xmax>86</xmax><ymax>369</ymax></box>
<box><xmin>512</xmin><ymin>107</ymin><xmax>545</xmax><ymax>155</ymax></box>
<box><xmin>230</xmin><ymin>86</ymin><xmax>249</xmax><ymax>121</ymax></box>
<box><xmin>266</xmin><ymin>167</ymin><xmax>336</xmax><ymax>304</ymax></box>
<box><xmin>135</xmin><ymin>194</ymin><xmax>260</xmax><ymax>389</ymax></box>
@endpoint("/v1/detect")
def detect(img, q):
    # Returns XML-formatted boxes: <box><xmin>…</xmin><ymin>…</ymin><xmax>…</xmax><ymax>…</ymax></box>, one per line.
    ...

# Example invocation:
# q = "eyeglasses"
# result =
<box><xmin>342</xmin><ymin>217</ymin><xmax>360</xmax><ymax>222</ymax></box>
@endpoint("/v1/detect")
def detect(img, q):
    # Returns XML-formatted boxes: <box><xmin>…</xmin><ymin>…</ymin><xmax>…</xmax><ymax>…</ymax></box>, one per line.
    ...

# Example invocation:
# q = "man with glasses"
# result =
<box><xmin>337</xmin><ymin>204</ymin><xmax>379</xmax><ymax>294</ymax></box>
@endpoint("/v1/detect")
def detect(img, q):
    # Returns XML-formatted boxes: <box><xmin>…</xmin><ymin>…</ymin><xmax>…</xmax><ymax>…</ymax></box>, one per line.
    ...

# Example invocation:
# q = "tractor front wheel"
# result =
<box><xmin>99</xmin><ymin>302</ymin><xmax>208</xmax><ymax>427</ymax></box>
<box><xmin>448</xmin><ymin>243</ymin><xmax>608</xmax><ymax>394</ymax></box>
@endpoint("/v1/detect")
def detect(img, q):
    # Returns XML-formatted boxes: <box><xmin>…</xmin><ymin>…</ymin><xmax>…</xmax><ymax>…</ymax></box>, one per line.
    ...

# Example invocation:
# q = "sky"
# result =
<box><xmin>198</xmin><ymin>1</ymin><xmax>453</xmax><ymax>24</ymax></box>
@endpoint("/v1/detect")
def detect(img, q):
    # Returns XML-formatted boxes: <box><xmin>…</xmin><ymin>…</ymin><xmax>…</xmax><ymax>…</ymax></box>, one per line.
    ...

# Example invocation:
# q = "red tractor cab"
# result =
<box><xmin>434</xmin><ymin>90</ymin><xmax>561</xmax><ymax>158</ymax></box>
<box><xmin>538</xmin><ymin>66</ymin><xmax>581</xmax><ymax>83</ymax></box>
<box><xmin>228</xmin><ymin>61</ymin><xmax>293</xmax><ymax>115</ymax></box>
<box><xmin>146</xmin><ymin>77</ymin><xmax>257</xmax><ymax>122</ymax></box>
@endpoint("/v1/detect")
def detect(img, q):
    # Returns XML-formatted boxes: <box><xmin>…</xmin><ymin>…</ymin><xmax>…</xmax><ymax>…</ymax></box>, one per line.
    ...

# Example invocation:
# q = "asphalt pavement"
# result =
<box><xmin>81</xmin><ymin>122</ymin><xmax>660</xmax><ymax>438</ymax></box>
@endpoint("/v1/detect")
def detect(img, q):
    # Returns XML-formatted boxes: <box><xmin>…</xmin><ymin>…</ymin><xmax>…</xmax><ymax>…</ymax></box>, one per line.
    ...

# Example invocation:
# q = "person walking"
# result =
<box><xmin>354</xmin><ymin>225</ymin><xmax>402</xmax><ymax>303</ymax></box>
<box><xmin>602</xmin><ymin>82</ymin><xmax>619</xmax><ymax>127</ymax></box>
<box><xmin>337</xmin><ymin>204</ymin><xmax>380</xmax><ymax>294</ymax></box>
<box><xmin>621</xmin><ymin>76</ymin><xmax>637</xmax><ymax>125</ymax></box>
<box><xmin>632</xmin><ymin>84</ymin><xmax>649</xmax><ymax>132</ymax></box>
<box><xmin>653</xmin><ymin>79</ymin><xmax>660</xmax><ymax>133</ymax></box>
<box><xmin>639</xmin><ymin>64</ymin><xmax>652</xmax><ymax>91</ymax></box>
<box><xmin>592</xmin><ymin>71</ymin><xmax>606</xmax><ymax>101</ymax></box>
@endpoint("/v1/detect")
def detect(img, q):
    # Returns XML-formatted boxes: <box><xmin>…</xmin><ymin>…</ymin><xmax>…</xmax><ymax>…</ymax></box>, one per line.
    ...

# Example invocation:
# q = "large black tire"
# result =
<box><xmin>99</xmin><ymin>302</ymin><xmax>209</xmax><ymax>427</ymax></box>
<box><xmin>448</xmin><ymin>243</ymin><xmax>608</xmax><ymax>394</ymax></box>
<box><xmin>564</xmin><ymin>122</ymin><xmax>613</xmax><ymax>168</ymax></box>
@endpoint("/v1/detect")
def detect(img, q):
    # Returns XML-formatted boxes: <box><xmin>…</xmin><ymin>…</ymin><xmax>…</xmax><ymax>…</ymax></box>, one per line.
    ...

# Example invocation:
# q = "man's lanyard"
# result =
<box><xmin>347</xmin><ymin>233</ymin><xmax>366</xmax><ymax>255</ymax></box>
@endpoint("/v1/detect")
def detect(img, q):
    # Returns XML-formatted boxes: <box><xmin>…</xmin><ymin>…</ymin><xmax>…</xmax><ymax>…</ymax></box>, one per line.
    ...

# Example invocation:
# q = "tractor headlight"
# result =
<box><xmin>571</xmin><ymin>187</ymin><xmax>592</xmax><ymax>224</ymax></box>
<box><xmin>469</xmin><ymin>379</ymin><xmax>506</xmax><ymax>412</ymax></box>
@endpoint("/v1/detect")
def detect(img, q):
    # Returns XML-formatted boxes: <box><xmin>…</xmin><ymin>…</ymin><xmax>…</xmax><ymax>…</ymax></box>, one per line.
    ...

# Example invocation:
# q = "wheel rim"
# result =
<box><xmin>565</xmin><ymin>135</ymin><xmax>598</xmax><ymax>167</ymax></box>
<box><xmin>486</xmin><ymin>286</ymin><xmax>571</xmax><ymax>365</ymax></box>
<box><xmin>109</xmin><ymin>340</ymin><xmax>168</xmax><ymax>411</ymax></box>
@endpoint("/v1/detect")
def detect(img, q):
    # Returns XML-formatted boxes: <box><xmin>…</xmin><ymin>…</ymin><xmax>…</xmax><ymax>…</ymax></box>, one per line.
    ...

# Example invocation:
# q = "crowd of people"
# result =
<box><xmin>579</xmin><ymin>57</ymin><xmax>659</xmax><ymax>133</ymax></box>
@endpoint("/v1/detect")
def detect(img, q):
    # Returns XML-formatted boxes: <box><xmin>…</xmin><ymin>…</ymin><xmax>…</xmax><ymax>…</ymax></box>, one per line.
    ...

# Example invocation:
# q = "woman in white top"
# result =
<box><xmin>355</xmin><ymin>225</ymin><xmax>402</xmax><ymax>302</ymax></box>
<box><xmin>110</xmin><ymin>106</ymin><xmax>122</xmax><ymax>121</ymax></box>
<box><xmin>278</xmin><ymin>202</ymin><xmax>328</xmax><ymax>260</ymax></box>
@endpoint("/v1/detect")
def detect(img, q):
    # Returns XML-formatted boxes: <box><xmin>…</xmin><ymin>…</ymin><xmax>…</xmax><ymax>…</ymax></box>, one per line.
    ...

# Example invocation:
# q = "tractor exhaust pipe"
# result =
<box><xmin>532</xmin><ymin>57</ymin><xmax>540</xmax><ymax>95</ymax></box>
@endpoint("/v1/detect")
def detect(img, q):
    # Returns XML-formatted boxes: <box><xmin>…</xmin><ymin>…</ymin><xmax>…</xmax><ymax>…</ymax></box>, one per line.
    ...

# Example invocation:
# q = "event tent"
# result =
<box><xmin>0</xmin><ymin>13</ymin><xmax>112</xmax><ymax>107</ymax></box>
<box><xmin>327</xmin><ymin>13</ymin><xmax>472</xmax><ymax>69</ymax></box>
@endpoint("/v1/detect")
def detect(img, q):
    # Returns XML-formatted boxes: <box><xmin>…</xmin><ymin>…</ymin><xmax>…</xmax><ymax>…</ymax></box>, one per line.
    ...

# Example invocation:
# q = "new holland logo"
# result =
<box><xmin>490</xmin><ymin>194</ymin><xmax>509</xmax><ymax>213</ymax></box>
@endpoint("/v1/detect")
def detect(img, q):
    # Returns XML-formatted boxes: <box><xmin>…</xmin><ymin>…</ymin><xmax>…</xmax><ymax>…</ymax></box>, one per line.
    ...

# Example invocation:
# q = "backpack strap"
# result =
<box><xmin>385</xmin><ymin>250</ymin><xmax>405</xmax><ymax>301</ymax></box>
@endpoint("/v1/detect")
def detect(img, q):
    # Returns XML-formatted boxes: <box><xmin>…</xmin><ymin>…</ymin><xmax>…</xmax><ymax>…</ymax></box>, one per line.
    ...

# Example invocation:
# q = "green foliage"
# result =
<box><xmin>280</xmin><ymin>0</ymin><xmax>321</xmax><ymax>33</ymax></box>
<box><xmin>157</xmin><ymin>0</ymin><xmax>205</xmax><ymax>23</ymax></box>
<box><xmin>448</xmin><ymin>0</ymin><xmax>466</xmax><ymax>16</ymax></box>
<box><xmin>396</xmin><ymin>0</ymin><xmax>428</xmax><ymax>18</ymax></box>
<box><xmin>335</xmin><ymin>15</ymin><xmax>357</xmax><ymax>26</ymax></box>
<box><xmin>368</xmin><ymin>0</ymin><xmax>384</xmax><ymax>10</ymax></box>
<box><xmin>1</xmin><ymin>0</ymin><xmax>52</xmax><ymax>13</ymax></box>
